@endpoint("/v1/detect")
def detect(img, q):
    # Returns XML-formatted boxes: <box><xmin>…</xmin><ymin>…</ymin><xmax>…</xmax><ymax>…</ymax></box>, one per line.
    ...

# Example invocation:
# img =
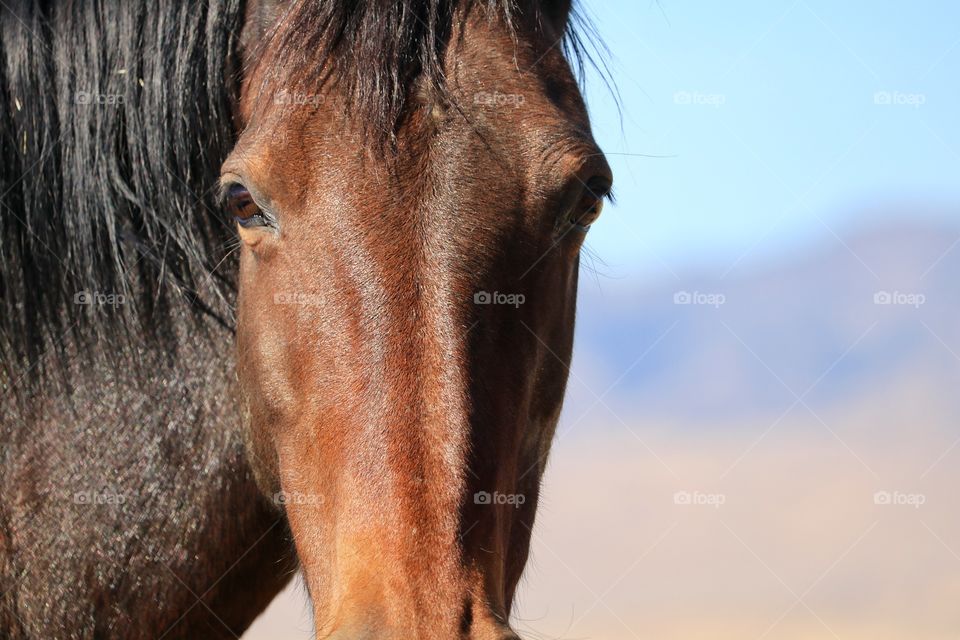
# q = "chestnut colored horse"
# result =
<box><xmin>0</xmin><ymin>1</ymin><xmax>610</xmax><ymax>638</ymax></box>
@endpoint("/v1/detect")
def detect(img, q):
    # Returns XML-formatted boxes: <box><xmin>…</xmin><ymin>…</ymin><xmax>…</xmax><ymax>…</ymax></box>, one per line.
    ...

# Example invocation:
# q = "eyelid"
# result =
<box><xmin>217</xmin><ymin>172</ymin><xmax>244</xmax><ymax>206</ymax></box>
<box><xmin>557</xmin><ymin>175</ymin><xmax>610</xmax><ymax>213</ymax></box>
<box><xmin>218</xmin><ymin>172</ymin><xmax>274</xmax><ymax>208</ymax></box>
<box><xmin>218</xmin><ymin>174</ymin><xmax>280</xmax><ymax>229</ymax></box>
<box><xmin>583</xmin><ymin>176</ymin><xmax>613</xmax><ymax>202</ymax></box>
<box><xmin>552</xmin><ymin>175</ymin><xmax>611</xmax><ymax>237</ymax></box>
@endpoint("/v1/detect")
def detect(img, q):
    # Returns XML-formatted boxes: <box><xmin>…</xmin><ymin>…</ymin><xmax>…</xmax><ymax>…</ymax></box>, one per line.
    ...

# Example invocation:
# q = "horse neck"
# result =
<box><xmin>0</xmin><ymin>308</ymin><xmax>291</xmax><ymax>637</ymax></box>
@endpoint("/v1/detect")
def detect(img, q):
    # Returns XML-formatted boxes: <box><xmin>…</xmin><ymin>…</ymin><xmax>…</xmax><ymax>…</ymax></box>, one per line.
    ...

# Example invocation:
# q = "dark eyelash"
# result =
<box><xmin>585</xmin><ymin>178</ymin><xmax>614</xmax><ymax>203</ymax></box>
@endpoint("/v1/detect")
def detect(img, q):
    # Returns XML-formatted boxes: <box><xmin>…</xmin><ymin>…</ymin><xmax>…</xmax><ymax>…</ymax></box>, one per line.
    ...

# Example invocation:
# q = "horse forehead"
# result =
<box><xmin>231</xmin><ymin>19</ymin><xmax>589</xmax><ymax>210</ymax></box>
<box><xmin>452</xmin><ymin>10</ymin><xmax>582</xmax><ymax>100</ymax></box>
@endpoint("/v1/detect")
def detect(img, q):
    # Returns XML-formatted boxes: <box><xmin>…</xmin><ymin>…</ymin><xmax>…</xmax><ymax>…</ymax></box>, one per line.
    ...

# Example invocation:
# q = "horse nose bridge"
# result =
<box><xmin>320</xmin><ymin>592</ymin><xmax>524</xmax><ymax>640</ymax></box>
<box><xmin>324</xmin><ymin>627</ymin><xmax>522</xmax><ymax>640</ymax></box>
<box><xmin>374</xmin><ymin>254</ymin><xmax>474</xmax><ymax>424</ymax></box>
<box><xmin>325</xmin><ymin>628</ymin><xmax>522</xmax><ymax>640</ymax></box>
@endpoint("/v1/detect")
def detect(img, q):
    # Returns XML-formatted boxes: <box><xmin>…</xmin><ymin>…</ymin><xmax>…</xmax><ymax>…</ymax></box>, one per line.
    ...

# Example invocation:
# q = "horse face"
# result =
<box><xmin>223</xmin><ymin>4</ymin><xmax>610</xmax><ymax>637</ymax></box>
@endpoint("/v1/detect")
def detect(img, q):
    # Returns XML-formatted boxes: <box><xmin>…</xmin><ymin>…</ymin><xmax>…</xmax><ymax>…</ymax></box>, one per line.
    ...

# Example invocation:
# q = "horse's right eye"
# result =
<box><xmin>224</xmin><ymin>183</ymin><xmax>269</xmax><ymax>228</ymax></box>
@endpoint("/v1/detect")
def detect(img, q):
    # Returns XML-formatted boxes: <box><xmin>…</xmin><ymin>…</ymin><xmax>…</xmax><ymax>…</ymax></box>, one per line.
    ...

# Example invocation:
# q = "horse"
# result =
<box><xmin>0</xmin><ymin>1</ymin><xmax>612</xmax><ymax>637</ymax></box>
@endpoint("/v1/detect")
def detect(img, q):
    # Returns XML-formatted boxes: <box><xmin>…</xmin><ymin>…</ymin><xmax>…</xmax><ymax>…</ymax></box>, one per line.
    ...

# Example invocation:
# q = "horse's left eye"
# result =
<box><xmin>224</xmin><ymin>183</ymin><xmax>268</xmax><ymax>228</ymax></box>
<box><xmin>568</xmin><ymin>178</ymin><xmax>611</xmax><ymax>232</ymax></box>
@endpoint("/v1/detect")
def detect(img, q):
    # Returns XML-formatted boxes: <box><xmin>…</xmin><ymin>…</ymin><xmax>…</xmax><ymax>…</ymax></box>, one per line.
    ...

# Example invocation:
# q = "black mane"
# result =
<box><xmin>0</xmin><ymin>0</ymin><xmax>597</xmax><ymax>386</ymax></box>
<box><xmin>0</xmin><ymin>1</ymin><xmax>244</xmax><ymax>385</ymax></box>
<box><xmin>256</xmin><ymin>0</ymin><xmax>595</xmax><ymax>139</ymax></box>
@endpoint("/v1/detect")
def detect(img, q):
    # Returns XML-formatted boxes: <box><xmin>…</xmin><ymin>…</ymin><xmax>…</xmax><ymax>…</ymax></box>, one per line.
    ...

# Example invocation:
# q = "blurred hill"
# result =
<box><xmin>570</xmin><ymin>215</ymin><xmax>960</xmax><ymax>427</ymax></box>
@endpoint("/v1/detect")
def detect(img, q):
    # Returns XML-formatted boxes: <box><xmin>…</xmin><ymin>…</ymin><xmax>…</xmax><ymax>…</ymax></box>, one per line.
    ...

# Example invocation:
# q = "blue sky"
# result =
<box><xmin>578</xmin><ymin>0</ymin><xmax>960</xmax><ymax>283</ymax></box>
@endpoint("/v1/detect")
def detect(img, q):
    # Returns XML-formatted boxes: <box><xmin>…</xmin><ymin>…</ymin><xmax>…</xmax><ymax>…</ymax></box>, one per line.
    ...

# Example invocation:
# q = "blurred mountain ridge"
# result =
<box><xmin>570</xmin><ymin>213</ymin><xmax>960</xmax><ymax>426</ymax></box>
